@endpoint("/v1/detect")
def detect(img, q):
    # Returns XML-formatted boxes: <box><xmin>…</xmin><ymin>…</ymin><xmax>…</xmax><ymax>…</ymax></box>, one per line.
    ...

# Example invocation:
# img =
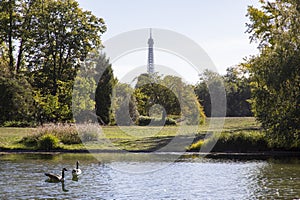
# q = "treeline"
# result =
<box><xmin>195</xmin><ymin>67</ymin><xmax>252</xmax><ymax>117</ymax></box>
<box><xmin>0</xmin><ymin>0</ymin><xmax>252</xmax><ymax>127</ymax></box>
<box><xmin>0</xmin><ymin>0</ymin><xmax>299</xmax><ymax>148</ymax></box>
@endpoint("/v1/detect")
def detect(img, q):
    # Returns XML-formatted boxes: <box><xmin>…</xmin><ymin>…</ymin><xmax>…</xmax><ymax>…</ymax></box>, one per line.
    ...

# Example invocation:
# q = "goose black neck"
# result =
<box><xmin>62</xmin><ymin>169</ymin><xmax>65</xmax><ymax>179</ymax></box>
<box><xmin>76</xmin><ymin>162</ymin><xmax>79</xmax><ymax>169</ymax></box>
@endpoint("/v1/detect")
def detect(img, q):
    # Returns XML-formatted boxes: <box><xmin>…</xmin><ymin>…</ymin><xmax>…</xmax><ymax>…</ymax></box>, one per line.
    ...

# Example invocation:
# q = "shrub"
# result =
<box><xmin>20</xmin><ymin>134</ymin><xmax>40</xmax><ymax>147</ymax></box>
<box><xmin>20</xmin><ymin>124</ymin><xmax>100</xmax><ymax>148</ymax></box>
<box><xmin>37</xmin><ymin>134</ymin><xmax>60</xmax><ymax>150</ymax></box>
<box><xmin>137</xmin><ymin>116</ymin><xmax>152</xmax><ymax>126</ymax></box>
<box><xmin>3</xmin><ymin>120</ymin><xmax>36</xmax><ymax>127</ymax></box>
<box><xmin>188</xmin><ymin>131</ymin><xmax>269</xmax><ymax>152</ymax></box>
<box><xmin>165</xmin><ymin>118</ymin><xmax>176</xmax><ymax>126</ymax></box>
<box><xmin>0</xmin><ymin>76</ymin><xmax>35</xmax><ymax>124</ymax></box>
<box><xmin>137</xmin><ymin>116</ymin><xmax>176</xmax><ymax>126</ymax></box>
<box><xmin>77</xmin><ymin>124</ymin><xmax>99</xmax><ymax>142</ymax></box>
<box><xmin>187</xmin><ymin>140</ymin><xmax>204</xmax><ymax>151</ymax></box>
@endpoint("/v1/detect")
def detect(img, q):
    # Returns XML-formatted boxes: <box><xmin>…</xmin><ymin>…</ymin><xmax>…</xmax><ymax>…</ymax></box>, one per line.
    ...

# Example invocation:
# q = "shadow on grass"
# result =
<box><xmin>111</xmin><ymin>134</ymin><xmax>208</xmax><ymax>152</ymax></box>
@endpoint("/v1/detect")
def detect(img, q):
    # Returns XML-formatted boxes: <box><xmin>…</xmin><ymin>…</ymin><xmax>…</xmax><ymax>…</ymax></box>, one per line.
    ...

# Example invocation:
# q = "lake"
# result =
<box><xmin>0</xmin><ymin>153</ymin><xmax>299</xmax><ymax>199</ymax></box>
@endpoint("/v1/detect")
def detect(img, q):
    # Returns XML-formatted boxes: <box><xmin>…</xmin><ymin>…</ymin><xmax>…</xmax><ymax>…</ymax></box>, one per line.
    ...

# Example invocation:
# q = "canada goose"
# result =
<box><xmin>45</xmin><ymin>168</ymin><xmax>68</xmax><ymax>182</ymax></box>
<box><xmin>72</xmin><ymin>161</ymin><xmax>82</xmax><ymax>177</ymax></box>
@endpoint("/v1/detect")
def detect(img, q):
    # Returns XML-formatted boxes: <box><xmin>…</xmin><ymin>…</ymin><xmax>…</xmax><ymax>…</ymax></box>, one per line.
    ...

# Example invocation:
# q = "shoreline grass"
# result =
<box><xmin>1</xmin><ymin>117</ymin><xmax>294</xmax><ymax>152</ymax></box>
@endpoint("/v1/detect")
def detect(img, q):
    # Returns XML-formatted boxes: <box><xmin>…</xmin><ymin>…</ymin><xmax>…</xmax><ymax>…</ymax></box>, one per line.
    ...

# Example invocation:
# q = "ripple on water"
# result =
<box><xmin>0</xmin><ymin>153</ymin><xmax>299</xmax><ymax>199</ymax></box>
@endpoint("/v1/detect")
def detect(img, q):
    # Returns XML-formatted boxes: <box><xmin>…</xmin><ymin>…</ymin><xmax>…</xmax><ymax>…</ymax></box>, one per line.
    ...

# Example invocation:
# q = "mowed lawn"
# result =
<box><xmin>0</xmin><ymin>128</ymin><xmax>34</xmax><ymax>149</ymax></box>
<box><xmin>0</xmin><ymin>117</ymin><xmax>260</xmax><ymax>151</ymax></box>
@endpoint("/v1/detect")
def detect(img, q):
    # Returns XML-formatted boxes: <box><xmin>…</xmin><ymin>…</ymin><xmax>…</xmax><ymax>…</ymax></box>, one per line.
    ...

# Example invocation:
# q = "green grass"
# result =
<box><xmin>0</xmin><ymin>117</ymin><xmax>263</xmax><ymax>152</ymax></box>
<box><xmin>187</xmin><ymin>130</ymin><xmax>269</xmax><ymax>152</ymax></box>
<box><xmin>0</xmin><ymin>128</ymin><xmax>34</xmax><ymax>149</ymax></box>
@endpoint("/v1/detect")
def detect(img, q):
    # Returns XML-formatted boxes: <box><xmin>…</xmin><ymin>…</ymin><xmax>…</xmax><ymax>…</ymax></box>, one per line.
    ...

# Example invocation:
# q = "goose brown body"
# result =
<box><xmin>45</xmin><ymin>168</ymin><xmax>68</xmax><ymax>182</ymax></box>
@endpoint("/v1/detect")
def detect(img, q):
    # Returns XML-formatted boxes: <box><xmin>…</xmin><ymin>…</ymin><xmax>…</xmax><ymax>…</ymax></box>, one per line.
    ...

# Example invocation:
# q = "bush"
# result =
<box><xmin>165</xmin><ymin>118</ymin><xmax>176</xmax><ymax>126</ymax></box>
<box><xmin>77</xmin><ymin>124</ymin><xmax>99</xmax><ymax>142</ymax></box>
<box><xmin>188</xmin><ymin>131</ymin><xmax>269</xmax><ymax>152</ymax></box>
<box><xmin>137</xmin><ymin>116</ymin><xmax>176</xmax><ymax>126</ymax></box>
<box><xmin>187</xmin><ymin>140</ymin><xmax>204</xmax><ymax>151</ymax></box>
<box><xmin>20</xmin><ymin>124</ymin><xmax>100</xmax><ymax>148</ymax></box>
<box><xmin>3</xmin><ymin>121</ymin><xmax>36</xmax><ymax>127</ymax></box>
<box><xmin>137</xmin><ymin>116</ymin><xmax>152</xmax><ymax>126</ymax></box>
<box><xmin>0</xmin><ymin>76</ymin><xmax>35</xmax><ymax>124</ymax></box>
<box><xmin>37</xmin><ymin>134</ymin><xmax>60</xmax><ymax>150</ymax></box>
<box><xmin>20</xmin><ymin>134</ymin><xmax>40</xmax><ymax>147</ymax></box>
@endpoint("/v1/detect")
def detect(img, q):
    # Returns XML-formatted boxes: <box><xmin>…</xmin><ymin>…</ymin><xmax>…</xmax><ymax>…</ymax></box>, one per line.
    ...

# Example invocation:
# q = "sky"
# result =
<box><xmin>77</xmin><ymin>0</ymin><xmax>261</xmax><ymax>84</ymax></box>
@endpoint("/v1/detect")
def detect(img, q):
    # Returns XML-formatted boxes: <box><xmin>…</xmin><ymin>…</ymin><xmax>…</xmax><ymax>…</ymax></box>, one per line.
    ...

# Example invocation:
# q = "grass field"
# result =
<box><xmin>0</xmin><ymin>117</ymin><xmax>261</xmax><ymax>152</ymax></box>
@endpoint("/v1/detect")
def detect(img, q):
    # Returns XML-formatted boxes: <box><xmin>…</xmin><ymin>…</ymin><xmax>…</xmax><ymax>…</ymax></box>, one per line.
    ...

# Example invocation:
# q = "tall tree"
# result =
<box><xmin>94</xmin><ymin>53</ymin><xmax>116</xmax><ymax>125</ymax></box>
<box><xmin>114</xmin><ymin>82</ymin><xmax>139</xmax><ymax>126</ymax></box>
<box><xmin>224</xmin><ymin>66</ymin><xmax>252</xmax><ymax>117</ymax></box>
<box><xmin>245</xmin><ymin>0</ymin><xmax>300</xmax><ymax>148</ymax></box>
<box><xmin>0</xmin><ymin>0</ymin><xmax>106</xmax><ymax>123</ymax></box>
<box><xmin>0</xmin><ymin>75</ymin><xmax>35</xmax><ymax>124</ymax></box>
<box><xmin>0</xmin><ymin>0</ymin><xmax>20</xmax><ymax>73</ymax></box>
<box><xmin>26</xmin><ymin>0</ymin><xmax>106</xmax><ymax>95</ymax></box>
<box><xmin>194</xmin><ymin>70</ymin><xmax>225</xmax><ymax>117</ymax></box>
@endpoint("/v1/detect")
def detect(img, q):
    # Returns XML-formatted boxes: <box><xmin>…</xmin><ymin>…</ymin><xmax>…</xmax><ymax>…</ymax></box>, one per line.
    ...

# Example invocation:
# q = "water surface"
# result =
<box><xmin>0</xmin><ymin>153</ymin><xmax>299</xmax><ymax>199</ymax></box>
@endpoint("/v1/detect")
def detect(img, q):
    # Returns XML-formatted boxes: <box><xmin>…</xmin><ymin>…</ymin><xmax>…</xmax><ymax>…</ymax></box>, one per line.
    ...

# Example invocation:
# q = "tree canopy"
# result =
<box><xmin>135</xmin><ymin>73</ymin><xmax>205</xmax><ymax>125</ymax></box>
<box><xmin>245</xmin><ymin>0</ymin><xmax>300</xmax><ymax>148</ymax></box>
<box><xmin>0</xmin><ymin>0</ymin><xmax>106</xmax><ymax>124</ymax></box>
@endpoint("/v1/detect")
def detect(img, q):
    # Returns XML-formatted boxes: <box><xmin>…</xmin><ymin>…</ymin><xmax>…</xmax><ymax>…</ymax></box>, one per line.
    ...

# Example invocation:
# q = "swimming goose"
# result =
<box><xmin>45</xmin><ymin>168</ymin><xmax>68</xmax><ymax>182</ymax></box>
<box><xmin>72</xmin><ymin>161</ymin><xmax>82</xmax><ymax>177</ymax></box>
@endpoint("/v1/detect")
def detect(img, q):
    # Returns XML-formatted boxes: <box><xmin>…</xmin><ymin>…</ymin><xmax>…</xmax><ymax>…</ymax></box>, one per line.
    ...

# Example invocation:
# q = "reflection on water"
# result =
<box><xmin>0</xmin><ymin>153</ymin><xmax>299</xmax><ymax>199</ymax></box>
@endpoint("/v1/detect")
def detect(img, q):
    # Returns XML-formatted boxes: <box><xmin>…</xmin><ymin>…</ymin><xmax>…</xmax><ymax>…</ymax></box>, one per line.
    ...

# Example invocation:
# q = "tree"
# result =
<box><xmin>195</xmin><ymin>68</ymin><xmax>252</xmax><ymax>117</ymax></box>
<box><xmin>1</xmin><ymin>0</ymin><xmax>106</xmax><ymax>76</ymax></box>
<box><xmin>245</xmin><ymin>0</ymin><xmax>300</xmax><ymax>148</ymax></box>
<box><xmin>72</xmin><ymin>69</ymin><xmax>97</xmax><ymax>123</ymax></box>
<box><xmin>114</xmin><ymin>82</ymin><xmax>139</xmax><ymax>125</ymax></box>
<box><xmin>0</xmin><ymin>0</ymin><xmax>19</xmax><ymax>73</ymax></box>
<box><xmin>224</xmin><ymin>66</ymin><xmax>252</xmax><ymax>117</ymax></box>
<box><xmin>135</xmin><ymin>73</ymin><xmax>180</xmax><ymax>121</ymax></box>
<box><xmin>0</xmin><ymin>0</ymin><xmax>106</xmax><ymax>123</ymax></box>
<box><xmin>194</xmin><ymin>70</ymin><xmax>226</xmax><ymax>117</ymax></box>
<box><xmin>94</xmin><ymin>54</ymin><xmax>116</xmax><ymax>125</ymax></box>
<box><xmin>135</xmin><ymin>73</ymin><xmax>205</xmax><ymax>125</ymax></box>
<box><xmin>26</xmin><ymin>0</ymin><xmax>106</xmax><ymax>95</ymax></box>
<box><xmin>0</xmin><ymin>75</ymin><xmax>35</xmax><ymax>124</ymax></box>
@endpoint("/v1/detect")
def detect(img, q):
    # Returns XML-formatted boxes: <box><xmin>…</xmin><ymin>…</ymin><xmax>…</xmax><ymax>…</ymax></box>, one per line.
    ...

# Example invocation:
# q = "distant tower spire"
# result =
<box><xmin>147</xmin><ymin>28</ymin><xmax>154</xmax><ymax>74</ymax></box>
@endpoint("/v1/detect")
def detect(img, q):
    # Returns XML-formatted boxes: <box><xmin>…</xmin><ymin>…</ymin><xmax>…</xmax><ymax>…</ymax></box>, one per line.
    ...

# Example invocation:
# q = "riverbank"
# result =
<box><xmin>0</xmin><ymin>118</ymin><xmax>298</xmax><ymax>154</ymax></box>
<box><xmin>1</xmin><ymin>149</ymin><xmax>300</xmax><ymax>161</ymax></box>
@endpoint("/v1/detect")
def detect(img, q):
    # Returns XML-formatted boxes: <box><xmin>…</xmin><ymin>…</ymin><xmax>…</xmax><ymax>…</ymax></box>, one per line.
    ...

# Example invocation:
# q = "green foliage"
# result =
<box><xmin>72</xmin><ymin>68</ymin><xmax>97</xmax><ymax>123</ymax></box>
<box><xmin>224</xmin><ymin>66</ymin><xmax>252</xmax><ymax>117</ymax></box>
<box><xmin>0</xmin><ymin>0</ymin><xmax>106</xmax><ymax>124</ymax></box>
<box><xmin>95</xmin><ymin>54</ymin><xmax>116</xmax><ymax>125</ymax></box>
<box><xmin>0</xmin><ymin>0</ymin><xmax>106</xmax><ymax>75</ymax></box>
<box><xmin>188</xmin><ymin>140</ymin><xmax>204</xmax><ymax>151</ymax></box>
<box><xmin>0</xmin><ymin>75</ymin><xmax>35</xmax><ymax>125</ymax></box>
<box><xmin>113</xmin><ymin>82</ymin><xmax>139</xmax><ymax>125</ymax></box>
<box><xmin>20</xmin><ymin>124</ymin><xmax>99</xmax><ymax>148</ymax></box>
<box><xmin>2</xmin><ymin>121</ymin><xmax>35</xmax><ymax>127</ymax></box>
<box><xmin>34</xmin><ymin>85</ymin><xmax>72</xmax><ymax>124</ymax></box>
<box><xmin>194</xmin><ymin>70</ymin><xmax>226</xmax><ymax>117</ymax></box>
<box><xmin>245</xmin><ymin>0</ymin><xmax>300</xmax><ymax>148</ymax></box>
<box><xmin>188</xmin><ymin>131</ymin><xmax>269</xmax><ymax>152</ymax></box>
<box><xmin>137</xmin><ymin>116</ymin><xmax>176</xmax><ymax>126</ymax></box>
<box><xmin>135</xmin><ymin>74</ymin><xmax>205</xmax><ymax>125</ymax></box>
<box><xmin>37</xmin><ymin>134</ymin><xmax>60</xmax><ymax>150</ymax></box>
<box><xmin>194</xmin><ymin>68</ymin><xmax>252</xmax><ymax>117</ymax></box>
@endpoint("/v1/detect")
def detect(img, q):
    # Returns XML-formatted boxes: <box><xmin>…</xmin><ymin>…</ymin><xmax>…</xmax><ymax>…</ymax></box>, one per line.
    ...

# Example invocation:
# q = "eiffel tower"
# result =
<box><xmin>147</xmin><ymin>28</ymin><xmax>154</xmax><ymax>74</ymax></box>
